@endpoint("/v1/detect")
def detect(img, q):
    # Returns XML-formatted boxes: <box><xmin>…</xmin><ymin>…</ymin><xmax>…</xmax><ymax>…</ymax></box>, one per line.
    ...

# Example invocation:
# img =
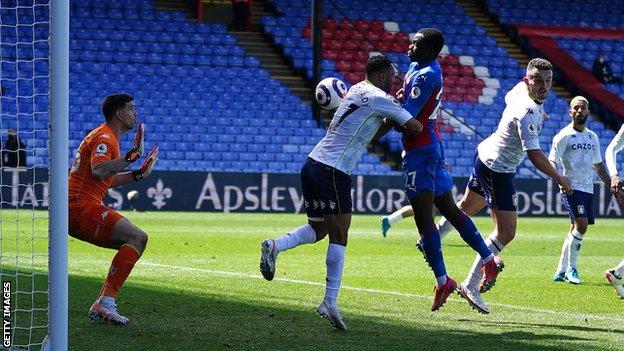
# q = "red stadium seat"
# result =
<box><xmin>462</xmin><ymin>94</ymin><xmax>478</xmax><ymax>103</ymax></box>
<box><xmin>344</xmin><ymin>40</ymin><xmax>358</xmax><ymax>51</ymax></box>
<box><xmin>369</xmin><ymin>20</ymin><xmax>384</xmax><ymax>32</ymax></box>
<box><xmin>445</xmin><ymin>65</ymin><xmax>460</xmax><ymax>76</ymax></box>
<box><xmin>336</xmin><ymin>59</ymin><xmax>352</xmax><ymax>71</ymax></box>
<box><xmin>340</xmin><ymin>19</ymin><xmax>354</xmax><ymax>30</ymax></box>
<box><xmin>471</xmin><ymin>78</ymin><xmax>485</xmax><ymax>88</ymax></box>
<box><xmin>354</xmin><ymin>20</ymin><xmax>370</xmax><ymax>31</ymax></box>
<box><xmin>323</xmin><ymin>18</ymin><xmax>337</xmax><ymax>29</ymax></box>
<box><xmin>323</xmin><ymin>49</ymin><xmax>338</xmax><ymax>60</ymax></box>
<box><xmin>459</xmin><ymin>65</ymin><xmax>475</xmax><ymax>77</ymax></box>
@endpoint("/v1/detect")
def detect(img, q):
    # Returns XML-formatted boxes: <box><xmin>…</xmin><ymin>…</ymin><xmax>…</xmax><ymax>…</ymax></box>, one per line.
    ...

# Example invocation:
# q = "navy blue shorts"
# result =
<box><xmin>468</xmin><ymin>152</ymin><xmax>517</xmax><ymax>211</ymax></box>
<box><xmin>402</xmin><ymin>143</ymin><xmax>453</xmax><ymax>200</ymax></box>
<box><xmin>300</xmin><ymin>157</ymin><xmax>352</xmax><ymax>219</ymax></box>
<box><xmin>561</xmin><ymin>190</ymin><xmax>595</xmax><ymax>225</ymax></box>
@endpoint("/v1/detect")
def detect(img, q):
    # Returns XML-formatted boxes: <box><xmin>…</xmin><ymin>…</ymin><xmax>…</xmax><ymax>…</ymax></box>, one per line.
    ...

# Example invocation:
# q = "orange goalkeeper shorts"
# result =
<box><xmin>69</xmin><ymin>199</ymin><xmax>124</xmax><ymax>248</ymax></box>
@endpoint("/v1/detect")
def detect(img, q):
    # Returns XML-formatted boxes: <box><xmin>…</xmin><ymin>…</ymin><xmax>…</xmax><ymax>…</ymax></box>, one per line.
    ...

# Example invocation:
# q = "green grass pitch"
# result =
<box><xmin>2</xmin><ymin>211</ymin><xmax>623</xmax><ymax>350</ymax></box>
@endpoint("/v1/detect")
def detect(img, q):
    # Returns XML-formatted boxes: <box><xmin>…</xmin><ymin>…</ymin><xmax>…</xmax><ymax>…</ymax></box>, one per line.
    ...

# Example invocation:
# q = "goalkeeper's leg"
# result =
<box><xmin>92</xmin><ymin>217</ymin><xmax>148</xmax><ymax>325</ymax></box>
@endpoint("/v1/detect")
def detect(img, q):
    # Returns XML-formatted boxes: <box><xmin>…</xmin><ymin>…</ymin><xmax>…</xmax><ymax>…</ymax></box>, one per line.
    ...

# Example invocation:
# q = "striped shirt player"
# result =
<box><xmin>399</xmin><ymin>28</ymin><xmax>502</xmax><ymax>314</ymax></box>
<box><xmin>259</xmin><ymin>55</ymin><xmax>421</xmax><ymax>331</ymax></box>
<box><xmin>604</xmin><ymin>122</ymin><xmax>624</xmax><ymax>298</ymax></box>
<box><xmin>401</xmin><ymin>58</ymin><xmax>450</xmax><ymax>200</ymax></box>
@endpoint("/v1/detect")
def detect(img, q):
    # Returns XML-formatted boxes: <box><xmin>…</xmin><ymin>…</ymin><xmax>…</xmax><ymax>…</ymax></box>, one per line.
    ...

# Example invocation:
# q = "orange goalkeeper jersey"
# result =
<box><xmin>69</xmin><ymin>123</ymin><xmax>120</xmax><ymax>204</ymax></box>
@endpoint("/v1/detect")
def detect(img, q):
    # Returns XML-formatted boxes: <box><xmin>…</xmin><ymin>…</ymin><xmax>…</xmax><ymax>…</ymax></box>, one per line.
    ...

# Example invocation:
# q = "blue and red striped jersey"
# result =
<box><xmin>401</xmin><ymin>60</ymin><xmax>443</xmax><ymax>151</ymax></box>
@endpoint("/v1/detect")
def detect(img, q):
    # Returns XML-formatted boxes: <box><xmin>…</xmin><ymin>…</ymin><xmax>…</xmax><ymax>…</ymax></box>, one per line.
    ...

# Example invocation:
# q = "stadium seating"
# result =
<box><xmin>0</xmin><ymin>0</ymin><xmax>396</xmax><ymax>175</ymax></box>
<box><xmin>261</xmin><ymin>0</ymin><xmax>624</xmax><ymax>178</ymax></box>
<box><xmin>3</xmin><ymin>0</ymin><xmax>623</xmax><ymax>177</ymax></box>
<box><xmin>486</xmin><ymin>0</ymin><xmax>624</xmax><ymax>29</ymax></box>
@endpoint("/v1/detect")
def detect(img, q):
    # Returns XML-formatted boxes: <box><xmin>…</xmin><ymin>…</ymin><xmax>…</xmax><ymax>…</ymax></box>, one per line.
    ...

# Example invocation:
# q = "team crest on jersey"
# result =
<box><xmin>411</xmin><ymin>86</ymin><xmax>421</xmax><ymax>99</ymax></box>
<box><xmin>577</xmin><ymin>205</ymin><xmax>585</xmax><ymax>215</ymax></box>
<box><xmin>527</xmin><ymin>122</ymin><xmax>538</xmax><ymax>136</ymax></box>
<box><xmin>95</xmin><ymin>143</ymin><xmax>108</xmax><ymax>156</ymax></box>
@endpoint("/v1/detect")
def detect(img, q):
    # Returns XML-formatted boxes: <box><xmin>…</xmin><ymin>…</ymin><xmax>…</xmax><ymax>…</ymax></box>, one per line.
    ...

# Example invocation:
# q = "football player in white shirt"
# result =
<box><xmin>604</xmin><ymin>122</ymin><xmax>624</xmax><ymax>299</ymax></box>
<box><xmin>259</xmin><ymin>55</ymin><xmax>422</xmax><ymax>330</ymax></box>
<box><xmin>404</xmin><ymin>58</ymin><xmax>572</xmax><ymax>313</ymax></box>
<box><xmin>548</xmin><ymin>96</ymin><xmax>611</xmax><ymax>285</ymax></box>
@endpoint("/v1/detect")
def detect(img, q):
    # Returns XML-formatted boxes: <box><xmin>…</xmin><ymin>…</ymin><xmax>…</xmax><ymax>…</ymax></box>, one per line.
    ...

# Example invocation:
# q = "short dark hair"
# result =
<box><xmin>527</xmin><ymin>58</ymin><xmax>552</xmax><ymax>72</ymax></box>
<box><xmin>365</xmin><ymin>55</ymin><xmax>394</xmax><ymax>77</ymax></box>
<box><xmin>102</xmin><ymin>93</ymin><xmax>134</xmax><ymax>121</ymax></box>
<box><xmin>418</xmin><ymin>28</ymin><xmax>445</xmax><ymax>59</ymax></box>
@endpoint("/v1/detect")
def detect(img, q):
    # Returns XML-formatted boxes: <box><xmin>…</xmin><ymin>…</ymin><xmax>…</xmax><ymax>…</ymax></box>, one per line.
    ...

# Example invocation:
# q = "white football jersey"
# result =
<box><xmin>477</xmin><ymin>82</ymin><xmax>546</xmax><ymax>173</ymax></box>
<box><xmin>548</xmin><ymin>124</ymin><xmax>602</xmax><ymax>194</ymax></box>
<box><xmin>309</xmin><ymin>81</ymin><xmax>412</xmax><ymax>174</ymax></box>
<box><xmin>605</xmin><ymin>123</ymin><xmax>624</xmax><ymax>177</ymax></box>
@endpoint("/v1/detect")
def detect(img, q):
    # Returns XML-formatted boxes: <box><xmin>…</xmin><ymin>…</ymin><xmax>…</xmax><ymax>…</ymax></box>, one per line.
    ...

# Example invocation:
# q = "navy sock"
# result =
<box><xmin>420</xmin><ymin>226</ymin><xmax>447</xmax><ymax>280</ymax></box>
<box><xmin>454</xmin><ymin>212</ymin><xmax>492</xmax><ymax>260</ymax></box>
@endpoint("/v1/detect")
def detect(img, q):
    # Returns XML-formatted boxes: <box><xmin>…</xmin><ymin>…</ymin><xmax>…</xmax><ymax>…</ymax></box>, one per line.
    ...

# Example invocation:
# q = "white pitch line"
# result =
<box><xmin>140</xmin><ymin>261</ymin><xmax>624</xmax><ymax>324</ymax></box>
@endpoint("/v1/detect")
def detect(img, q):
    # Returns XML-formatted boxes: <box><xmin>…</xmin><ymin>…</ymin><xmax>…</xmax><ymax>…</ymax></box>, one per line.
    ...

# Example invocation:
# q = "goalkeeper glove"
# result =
<box><xmin>132</xmin><ymin>145</ymin><xmax>158</xmax><ymax>182</ymax></box>
<box><xmin>125</xmin><ymin>123</ymin><xmax>145</xmax><ymax>163</ymax></box>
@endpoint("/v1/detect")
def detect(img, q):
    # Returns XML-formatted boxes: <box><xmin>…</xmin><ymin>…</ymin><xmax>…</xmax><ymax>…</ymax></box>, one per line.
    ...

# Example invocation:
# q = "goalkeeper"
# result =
<box><xmin>68</xmin><ymin>93</ymin><xmax>158</xmax><ymax>326</ymax></box>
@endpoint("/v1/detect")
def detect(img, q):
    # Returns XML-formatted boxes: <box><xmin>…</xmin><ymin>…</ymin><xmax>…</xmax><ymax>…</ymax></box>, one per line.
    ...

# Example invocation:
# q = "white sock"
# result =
<box><xmin>99</xmin><ymin>296</ymin><xmax>115</xmax><ymax>307</ymax></box>
<box><xmin>387</xmin><ymin>208</ymin><xmax>406</xmax><ymax>224</ymax></box>
<box><xmin>324</xmin><ymin>243</ymin><xmax>346</xmax><ymax>306</ymax></box>
<box><xmin>613</xmin><ymin>260</ymin><xmax>624</xmax><ymax>278</ymax></box>
<box><xmin>567</xmin><ymin>229</ymin><xmax>583</xmax><ymax>270</ymax></box>
<box><xmin>436</xmin><ymin>217</ymin><xmax>454</xmax><ymax>240</ymax></box>
<box><xmin>465</xmin><ymin>235</ymin><xmax>504</xmax><ymax>289</ymax></box>
<box><xmin>274</xmin><ymin>224</ymin><xmax>317</xmax><ymax>252</ymax></box>
<box><xmin>556</xmin><ymin>233</ymin><xmax>572</xmax><ymax>274</ymax></box>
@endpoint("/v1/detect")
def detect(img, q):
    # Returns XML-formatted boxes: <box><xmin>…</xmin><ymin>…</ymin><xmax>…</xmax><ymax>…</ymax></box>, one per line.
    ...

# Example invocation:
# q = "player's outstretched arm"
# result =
<box><xmin>92</xmin><ymin>124</ymin><xmax>145</xmax><ymax>181</ymax></box>
<box><xmin>527</xmin><ymin>149</ymin><xmax>572</xmax><ymax>194</ymax></box>
<box><xmin>110</xmin><ymin>145</ymin><xmax>159</xmax><ymax>188</ymax></box>
<box><xmin>594</xmin><ymin>162</ymin><xmax>612</xmax><ymax>188</ymax></box>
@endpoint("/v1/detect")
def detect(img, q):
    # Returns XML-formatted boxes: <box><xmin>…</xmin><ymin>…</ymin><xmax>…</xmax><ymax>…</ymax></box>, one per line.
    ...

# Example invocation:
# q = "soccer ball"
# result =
<box><xmin>127</xmin><ymin>190</ymin><xmax>139</xmax><ymax>201</ymax></box>
<box><xmin>315</xmin><ymin>77</ymin><xmax>348</xmax><ymax>110</ymax></box>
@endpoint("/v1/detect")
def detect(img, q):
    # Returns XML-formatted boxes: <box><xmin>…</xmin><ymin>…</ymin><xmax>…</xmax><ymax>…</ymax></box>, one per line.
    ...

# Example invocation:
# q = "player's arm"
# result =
<box><xmin>605</xmin><ymin>125</ymin><xmax>624</xmax><ymax>179</ymax></box>
<box><xmin>518</xmin><ymin>116</ymin><xmax>571</xmax><ymax>192</ymax></box>
<box><xmin>594</xmin><ymin>162</ymin><xmax>612</xmax><ymax>187</ymax></box>
<box><xmin>372</xmin><ymin>95</ymin><xmax>423</xmax><ymax>136</ymax></box>
<box><xmin>110</xmin><ymin>145</ymin><xmax>159</xmax><ymax>187</ymax></box>
<box><xmin>527</xmin><ymin>149</ymin><xmax>571</xmax><ymax>193</ymax></box>
<box><xmin>92</xmin><ymin>124</ymin><xmax>145</xmax><ymax>180</ymax></box>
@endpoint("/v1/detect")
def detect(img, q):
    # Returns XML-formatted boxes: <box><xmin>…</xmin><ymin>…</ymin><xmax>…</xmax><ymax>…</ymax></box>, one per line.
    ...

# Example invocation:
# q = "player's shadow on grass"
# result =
<box><xmin>66</xmin><ymin>274</ymin><xmax>606</xmax><ymax>351</ymax></box>
<box><xmin>458</xmin><ymin>319</ymin><xmax>622</xmax><ymax>335</ymax></box>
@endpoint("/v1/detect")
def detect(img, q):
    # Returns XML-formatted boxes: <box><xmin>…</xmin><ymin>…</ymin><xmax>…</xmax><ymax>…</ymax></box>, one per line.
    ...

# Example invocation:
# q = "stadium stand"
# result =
<box><xmin>262</xmin><ymin>0</ymin><xmax>624</xmax><ymax>178</ymax></box>
<box><xmin>0</xmin><ymin>0</ymin><xmax>395</xmax><ymax>175</ymax></box>
<box><xmin>485</xmin><ymin>0</ymin><xmax>624</xmax><ymax>129</ymax></box>
<box><xmin>2</xmin><ymin>0</ymin><xmax>623</xmax><ymax>177</ymax></box>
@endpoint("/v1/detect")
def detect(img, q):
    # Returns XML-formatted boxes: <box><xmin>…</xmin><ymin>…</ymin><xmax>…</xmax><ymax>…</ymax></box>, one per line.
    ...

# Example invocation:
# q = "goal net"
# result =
<box><xmin>0</xmin><ymin>0</ymin><xmax>68</xmax><ymax>350</ymax></box>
